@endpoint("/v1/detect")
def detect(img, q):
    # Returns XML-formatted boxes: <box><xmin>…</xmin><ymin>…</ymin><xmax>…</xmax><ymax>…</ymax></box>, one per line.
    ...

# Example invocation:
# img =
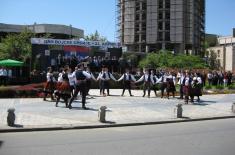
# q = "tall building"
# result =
<box><xmin>117</xmin><ymin>0</ymin><xmax>205</xmax><ymax>55</ymax></box>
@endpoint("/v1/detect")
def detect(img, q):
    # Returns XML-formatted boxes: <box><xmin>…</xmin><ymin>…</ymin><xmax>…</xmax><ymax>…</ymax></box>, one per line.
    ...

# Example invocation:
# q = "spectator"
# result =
<box><xmin>207</xmin><ymin>71</ymin><xmax>212</xmax><ymax>86</ymax></box>
<box><xmin>227</xmin><ymin>71</ymin><xmax>233</xmax><ymax>86</ymax></box>
<box><xmin>223</xmin><ymin>72</ymin><xmax>228</xmax><ymax>87</ymax></box>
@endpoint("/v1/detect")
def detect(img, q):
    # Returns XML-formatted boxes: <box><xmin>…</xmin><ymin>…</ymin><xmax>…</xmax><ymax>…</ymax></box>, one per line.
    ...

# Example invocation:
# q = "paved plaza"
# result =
<box><xmin>0</xmin><ymin>89</ymin><xmax>235</xmax><ymax>131</ymax></box>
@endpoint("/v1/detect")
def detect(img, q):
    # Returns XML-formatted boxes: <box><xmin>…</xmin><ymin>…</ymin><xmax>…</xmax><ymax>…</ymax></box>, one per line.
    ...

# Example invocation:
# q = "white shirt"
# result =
<box><xmin>72</xmin><ymin>70</ymin><xmax>91</xmax><ymax>80</ymax></box>
<box><xmin>136</xmin><ymin>74</ymin><xmax>154</xmax><ymax>84</ymax></box>
<box><xmin>7</xmin><ymin>69</ymin><xmax>12</xmax><ymax>77</ymax></box>
<box><xmin>117</xmin><ymin>73</ymin><xmax>136</xmax><ymax>82</ymax></box>
<box><xmin>0</xmin><ymin>69</ymin><xmax>3</xmax><ymax>76</ymax></box>
<box><xmin>196</xmin><ymin>77</ymin><xmax>202</xmax><ymax>84</ymax></box>
<box><xmin>46</xmin><ymin>72</ymin><xmax>56</xmax><ymax>82</ymax></box>
<box><xmin>156</xmin><ymin>75</ymin><xmax>167</xmax><ymax>83</ymax></box>
<box><xmin>97</xmin><ymin>71</ymin><xmax>116</xmax><ymax>81</ymax></box>
<box><xmin>58</xmin><ymin>72</ymin><xmax>63</xmax><ymax>82</ymax></box>
<box><xmin>97</xmin><ymin>71</ymin><xmax>105</xmax><ymax>81</ymax></box>
<box><xmin>184</xmin><ymin>77</ymin><xmax>191</xmax><ymax>86</ymax></box>
<box><xmin>86</xmin><ymin>71</ymin><xmax>96</xmax><ymax>81</ymax></box>
<box><xmin>178</xmin><ymin>75</ymin><xmax>185</xmax><ymax>85</ymax></box>
<box><xmin>68</xmin><ymin>73</ymin><xmax>76</xmax><ymax>86</ymax></box>
<box><xmin>166</xmin><ymin>75</ymin><xmax>176</xmax><ymax>85</ymax></box>
<box><xmin>207</xmin><ymin>73</ymin><xmax>212</xmax><ymax>79</ymax></box>
<box><xmin>177</xmin><ymin>72</ymin><xmax>181</xmax><ymax>78</ymax></box>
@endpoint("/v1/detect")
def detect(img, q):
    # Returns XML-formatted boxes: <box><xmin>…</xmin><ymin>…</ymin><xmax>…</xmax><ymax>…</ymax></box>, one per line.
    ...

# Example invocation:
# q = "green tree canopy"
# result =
<box><xmin>139</xmin><ymin>50</ymin><xmax>208</xmax><ymax>69</ymax></box>
<box><xmin>0</xmin><ymin>29</ymin><xmax>34</xmax><ymax>62</ymax></box>
<box><xmin>84</xmin><ymin>30</ymin><xmax>107</xmax><ymax>42</ymax></box>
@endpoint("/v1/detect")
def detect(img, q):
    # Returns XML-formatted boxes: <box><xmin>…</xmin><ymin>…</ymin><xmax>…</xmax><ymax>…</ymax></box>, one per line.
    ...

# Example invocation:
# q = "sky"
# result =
<box><xmin>0</xmin><ymin>0</ymin><xmax>235</xmax><ymax>41</ymax></box>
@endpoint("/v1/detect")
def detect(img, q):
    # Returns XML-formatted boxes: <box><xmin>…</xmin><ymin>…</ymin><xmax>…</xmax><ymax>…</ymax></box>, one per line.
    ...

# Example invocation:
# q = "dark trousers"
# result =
<box><xmin>99</xmin><ymin>81</ymin><xmax>103</xmax><ymax>95</ymax></box>
<box><xmin>86</xmin><ymin>80</ymin><xmax>91</xmax><ymax>95</ymax></box>
<box><xmin>43</xmin><ymin>82</ymin><xmax>55</xmax><ymax>100</ymax></box>
<box><xmin>102</xmin><ymin>81</ymin><xmax>110</xmax><ymax>95</ymax></box>
<box><xmin>122</xmin><ymin>81</ymin><xmax>132</xmax><ymax>96</ymax></box>
<box><xmin>151</xmin><ymin>85</ymin><xmax>158</xmax><ymax>96</ymax></box>
<box><xmin>179</xmin><ymin>85</ymin><xmax>184</xmax><ymax>99</ymax></box>
<box><xmin>143</xmin><ymin>82</ymin><xmax>151</xmax><ymax>97</ymax></box>
<box><xmin>208</xmin><ymin>79</ymin><xmax>212</xmax><ymax>86</ymax></box>
<box><xmin>0</xmin><ymin>76</ymin><xmax>7</xmax><ymax>85</ymax></box>
<box><xmin>55</xmin><ymin>92</ymin><xmax>70</xmax><ymax>107</ymax></box>
<box><xmin>68</xmin><ymin>82</ymin><xmax>87</xmax><ymax>108</ymax></box>
<box><xmin>160</xmin><ymin>82</ymin><xmax>167</xmax><ymax>98</ymax></box>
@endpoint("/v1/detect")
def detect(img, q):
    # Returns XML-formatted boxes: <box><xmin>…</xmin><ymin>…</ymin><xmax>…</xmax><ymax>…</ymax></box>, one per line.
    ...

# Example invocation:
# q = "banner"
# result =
<box><xmin>31</xmin><ymin>38</ymin><xmax>121</xmax><ymax>48</ymax></box>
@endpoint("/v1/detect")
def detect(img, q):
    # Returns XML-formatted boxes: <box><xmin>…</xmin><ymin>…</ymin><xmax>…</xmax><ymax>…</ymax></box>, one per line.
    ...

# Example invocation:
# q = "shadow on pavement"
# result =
<box><xmin>103</xmin><ymin>121</ymin><xmax>116</xmax><ymax>124</ymax></box>
<box><xmin>69</xmin><ymin>107</ymin><xmax>98</xmax><ymax>111</ymax></box>
<box><xmin>0</xmin><ymin>141</ymin><xmax>3</xmax><ymax>148</ymax></box>
<box><xmin>12</xmin><ymin>124</ymin><xmax>24</xmax><ymax>128</ymax></box>
<box><xmin>199</xmin><ymin>100</ymin><xmax>217</xmax><ymax>104</ymax></box>
<box><xmin>193</xmin><ymin>103</ymin><xmax>209</xmax><ymax>106</ymax></box>
<box><xmin>182</xmin><ymin>116</ymin><xmax>191</xmax><ymax>119</ymax></box>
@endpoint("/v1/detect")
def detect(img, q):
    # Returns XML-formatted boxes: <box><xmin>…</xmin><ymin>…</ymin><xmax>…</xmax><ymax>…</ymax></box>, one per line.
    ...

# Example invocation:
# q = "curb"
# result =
<box><xmin>1</xmin><ymin>115</ymin><xmax>235</xmax><ymax>133</ymax></box>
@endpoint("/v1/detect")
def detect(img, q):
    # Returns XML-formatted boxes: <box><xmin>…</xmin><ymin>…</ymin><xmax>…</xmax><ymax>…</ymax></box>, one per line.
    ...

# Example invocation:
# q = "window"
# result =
<box><xmin>217</xmin><ymin>50</ymin><xmax>220</xmax><ymax>57</ymax></box>
<box><xmin>158</xmin><ymin>12</ymin><xmax>163</xmax><ymax>20</ymax></box>
<box><xmin>165</xmin><ymin>22</ymin><xmax>170</xmax><ymax>30</ymax></box>
<box><xmin>158</xmin><ymin>22</ymin><xmax>163</xmax><ymax>30</ymax></box>
<box><xmin>165</xmin><ymin>0</ymin><xmax>170</xmax><ymax>9</ymax></box>
<box><xmin>165</xmin><ymin>12</ymin><xmax>170</xmax><ymax>19</ymax></box>
<box><xmin>158</xmin><ymin>32</ymin><xmax>163</xmax><ymax>41</ymax></box>
<box><xmin>158</xmin><ymin>0</ymin><xmax>163</xmax><ymax>9</ymax></box>
<box><xmin>165</xmin><ymin>32</ymin><xmax>170</xmax><ymax>41</ymax></box>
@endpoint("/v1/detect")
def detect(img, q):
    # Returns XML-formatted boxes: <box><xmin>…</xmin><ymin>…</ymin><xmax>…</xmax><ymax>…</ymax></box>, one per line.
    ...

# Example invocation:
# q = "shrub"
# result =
<box><xmin>0</xmin><ymin>87</ymin><xmax>16</xmax><ymax>98</ymax></box>
<box><xmin>205</xmin><ymin>85</ymin><xmax>212</xmax><ymax>90</ymax></box>
<box><xmin>215</xmin><ymin>85</ymin><xmax>224</xmax><ymax>90</ymax></box>
<box><xmin>228</xmin><ymin>83</ymin><xmax>235</xmax><ymax>90</ymax></box>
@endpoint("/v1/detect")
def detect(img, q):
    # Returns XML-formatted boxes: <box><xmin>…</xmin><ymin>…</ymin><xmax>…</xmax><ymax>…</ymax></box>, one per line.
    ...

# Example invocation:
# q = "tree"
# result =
<box><xmin>208</xmin><ymin>50</ymin><xmax>220</xmax><ymax>70</ymax></box>
<box><xmin>122</xmin><ymin>53</ymin><xmax>138</xmax><ymax>68</ymax></box>
<box><xmin>138</xmin><ymin>50</ymin><xmax>208</xmax><ymax>69</ymax></box>
<box><xmin>84</xmin><ymin>30</ymin><xmax>107</xmax><ymax>42</ymax></box>
<box><xmin>0</xmin><ymin>29</ymin><xmax>34</xmax><ymax>61</ymax></box>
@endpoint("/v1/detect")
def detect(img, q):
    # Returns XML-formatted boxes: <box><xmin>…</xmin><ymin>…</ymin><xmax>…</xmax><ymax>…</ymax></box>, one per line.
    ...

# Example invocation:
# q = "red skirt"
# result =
<box><xmin>44</xmin><ymin>81</ymin><xmax>55</xmax><ymax>93</ymax></box>
<box><xmin>183</xmin><ymin>86</ymin><xmax>192</xmax><ymax>96</ymax></box>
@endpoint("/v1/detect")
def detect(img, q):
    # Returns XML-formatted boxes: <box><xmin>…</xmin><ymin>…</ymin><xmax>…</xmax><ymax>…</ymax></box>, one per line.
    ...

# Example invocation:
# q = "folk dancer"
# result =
<box><xmin>117</xmin><ymin>68</ymin><xmax>136</xmax><ymax>96</ymax></box>
<box><xmin>97</xmin><ymin>67</ymin><xmax>106</xmax><ymax>96</ymax></box>
<box><xmin>85</xmin><ymin>66</ymin><xmax>97</xmax><ymax>96</ymax></box>
<box><xmin>150</xmin><ymin>69</ymin><xmax>159</xmax><ymax>97</ymax></box>
<box><xmin>97</xmin><ymin>66</ymin><xmax>117</xmax><ymax>96</ymax></box>
<box><xmin>156</xmin><ymin>72</ymin><xmax>168</xmax><ymax>98</ymax></box>
<box><xmin>68</xmin><ymin>64</ymin><xmax>91</xmax><ymax>109</ymax></box>
<box><xmin>67</xmin><ymin>67</ymin><xmax>76</xmax><ymax>96</ymax></box>
<box><xmin>191</xmin><ymin>74</ymin><xmax>202</xmax><ymax>102</ymax></box>
<box><xmin>177</xmin><ymin>71</ymin><xmax>186</xmax><ymax>99</ymax></box>
<box><xmin>166</xmin><ymin>72</ymin><xmax>176</xmax><ymax>99</ymax></box>
<box><xmin>55</xmin><ymin>73</ymin><xmax>71</xmax><ymax>107</ymax></box>
<box><xmin>43</xmin><ymin>67</ymin><xmax>56</xmax><ymax>101</ymax></box>
<box><xmin>183</xmin><ymin>72</ymin><xmax>192</xmax><ymax>104</ymax></box>
<box><xmin>135</xmin><ymin>69</ymin><xmax>155</xmax><ymax>98</ymax></box>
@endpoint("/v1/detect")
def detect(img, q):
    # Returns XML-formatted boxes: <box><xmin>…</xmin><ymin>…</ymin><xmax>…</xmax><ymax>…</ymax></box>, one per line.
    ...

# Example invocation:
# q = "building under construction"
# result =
<box><xmin>116</xmin><ymin>0</ymin><xmax>205</xmax><ymax>55</ymax></box>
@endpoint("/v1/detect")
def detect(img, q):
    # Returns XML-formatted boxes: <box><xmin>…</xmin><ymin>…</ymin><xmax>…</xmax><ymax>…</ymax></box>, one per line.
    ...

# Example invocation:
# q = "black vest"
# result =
<box><xmin>123</xmin><ymin>74</ymin><xmax>131</xmax><ymax>82</ymax></box>
<box><xmin>76</xmin><ymin>70</ymin><xmax>86</xmax><ymax>80</ymax></box>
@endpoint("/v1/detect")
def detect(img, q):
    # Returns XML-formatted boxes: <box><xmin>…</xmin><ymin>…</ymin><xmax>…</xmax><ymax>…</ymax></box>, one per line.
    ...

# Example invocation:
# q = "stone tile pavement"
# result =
<box><xmin>0</xmin><ymin>89</ymin><xmax>235</xmax><ymax>130</ymax></box>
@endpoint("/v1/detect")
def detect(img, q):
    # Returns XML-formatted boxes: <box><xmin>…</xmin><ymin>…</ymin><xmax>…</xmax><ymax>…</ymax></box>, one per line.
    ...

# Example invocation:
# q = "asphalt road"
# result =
<box><xmin>1</xmin><ymin>119</ymin><xmax>235</xmax><ymax>155</ymax></box>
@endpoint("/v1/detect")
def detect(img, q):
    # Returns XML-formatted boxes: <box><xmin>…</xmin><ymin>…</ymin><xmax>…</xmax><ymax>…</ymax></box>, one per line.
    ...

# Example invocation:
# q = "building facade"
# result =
<box><xmin>0</xmin><ymin>23</ymin><xmax>84</xmax><ymax>39</ymax></box>
<box><xmin>117</xmin><ymin>0</ymin><xmax>205</xmax><ymax>55</ymax></box>
<box><xmin>208</xmin><ymin>36</ymin><xmax>235</xmax><ymax>72</ymax></box>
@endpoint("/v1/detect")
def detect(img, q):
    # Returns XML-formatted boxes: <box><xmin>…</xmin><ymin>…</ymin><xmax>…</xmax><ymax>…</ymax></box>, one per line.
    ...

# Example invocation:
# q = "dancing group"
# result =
<box><xmin>43</xmin><ymin>64</ymin><xmax>203</xmax><ymax>109</ymax></box>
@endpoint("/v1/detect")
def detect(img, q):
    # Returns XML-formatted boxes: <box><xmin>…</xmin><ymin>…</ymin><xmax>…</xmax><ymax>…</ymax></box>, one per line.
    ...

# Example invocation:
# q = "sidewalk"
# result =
<box><xmin>0</xmin><ymin>89</ymin><xmax>235</xmax><ymax>132</ymax></box>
